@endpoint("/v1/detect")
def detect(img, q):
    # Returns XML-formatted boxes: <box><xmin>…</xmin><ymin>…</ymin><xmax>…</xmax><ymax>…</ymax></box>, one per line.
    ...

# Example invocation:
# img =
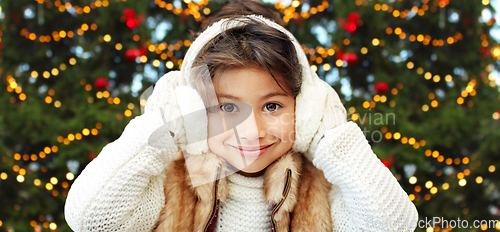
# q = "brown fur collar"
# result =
<box><xmin>154</xmin><ymin>150</ymin><xmax>332</xmax><ymax>232</ymax></box>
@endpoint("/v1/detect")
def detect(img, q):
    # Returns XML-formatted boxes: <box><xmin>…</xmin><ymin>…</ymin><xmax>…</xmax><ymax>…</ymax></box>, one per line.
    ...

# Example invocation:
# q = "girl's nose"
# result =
<box><xmin>237</xmin><ymin>111</ymin><xmax>266</xmax><ymax>142</ymax></box>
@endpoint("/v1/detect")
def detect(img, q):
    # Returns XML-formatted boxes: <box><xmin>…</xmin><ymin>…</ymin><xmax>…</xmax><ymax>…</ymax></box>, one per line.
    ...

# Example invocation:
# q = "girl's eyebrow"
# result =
<box><xmin>217</xmin><ymin>92</ymin><xmax>289</xmax><ymax>101</ymax></box>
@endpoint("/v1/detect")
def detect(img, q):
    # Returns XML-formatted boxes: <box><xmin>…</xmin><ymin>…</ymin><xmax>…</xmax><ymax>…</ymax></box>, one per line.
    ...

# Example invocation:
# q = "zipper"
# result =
<box><xmin>204</xmin><ymin>164</ymin><xmax>222</xmax><ymax>232</ymax></box>
<box><xmin>271</xmin><ymin>168</ymin><xmax>292</xmax><ymax>232</ymax></box>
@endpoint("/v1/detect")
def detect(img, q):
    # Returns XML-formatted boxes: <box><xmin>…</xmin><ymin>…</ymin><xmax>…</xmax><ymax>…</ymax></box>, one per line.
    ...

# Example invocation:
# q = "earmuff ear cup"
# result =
<box><xmin>303</xmin><ymin>80</ymin><xmax>347</xmax><ymax>162</ymax></box>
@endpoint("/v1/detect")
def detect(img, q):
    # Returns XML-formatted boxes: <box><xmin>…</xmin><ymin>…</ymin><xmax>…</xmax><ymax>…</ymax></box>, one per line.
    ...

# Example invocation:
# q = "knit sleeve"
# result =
<box><xmin>312</xmin><ymin>121</ymin><xmax>419</xmax><ymax>232</ymax></box>
<box><xmin>64</xmin><ymin>72</ymin><xmax>182</xmax><ymax>232</ymax></box>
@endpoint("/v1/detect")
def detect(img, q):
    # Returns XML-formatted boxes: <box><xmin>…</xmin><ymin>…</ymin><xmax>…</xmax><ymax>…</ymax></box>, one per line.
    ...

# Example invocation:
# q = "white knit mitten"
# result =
<box><xmin>312</xmin><ymin>122</ymin><xmax>419</xmax><ymax>231</ymax></box>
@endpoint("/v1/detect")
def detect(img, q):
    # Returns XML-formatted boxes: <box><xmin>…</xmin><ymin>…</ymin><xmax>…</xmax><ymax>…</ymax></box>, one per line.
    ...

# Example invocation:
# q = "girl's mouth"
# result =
<box><xmin>229</xmin><ymin>144</ymin><xmax>273</xmax><ymax>158</ymax></box>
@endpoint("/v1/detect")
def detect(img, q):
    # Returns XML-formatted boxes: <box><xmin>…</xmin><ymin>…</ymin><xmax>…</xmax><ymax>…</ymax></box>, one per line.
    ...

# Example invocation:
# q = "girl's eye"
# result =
<box><xmin>264</xmin><ymin>103</ymin><xmax>281</xmax><ymax>112</ymax></box>
<box><xmin>220</xmin><ymin>103</ymin><xmax>238</xmax><ymax>113</ymax></box>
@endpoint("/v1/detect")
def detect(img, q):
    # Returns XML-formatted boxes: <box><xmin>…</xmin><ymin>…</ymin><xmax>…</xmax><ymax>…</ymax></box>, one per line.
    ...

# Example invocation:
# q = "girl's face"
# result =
<box><xmin>207</xmin><ymin>65</ymin><xmax>296</xmax><ymax>174</ymax></box>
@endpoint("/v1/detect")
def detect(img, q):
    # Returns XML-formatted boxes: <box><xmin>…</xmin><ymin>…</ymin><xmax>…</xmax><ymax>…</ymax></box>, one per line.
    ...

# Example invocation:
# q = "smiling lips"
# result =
<box><xmin>230</xmin><ymin>144</ymin><xmax>273</xmax><ymax>158</ymax></box>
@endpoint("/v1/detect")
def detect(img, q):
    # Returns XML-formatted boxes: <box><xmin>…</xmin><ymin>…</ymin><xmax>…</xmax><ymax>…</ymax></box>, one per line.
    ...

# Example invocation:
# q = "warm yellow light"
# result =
<box><xmin>124</xmin><ymin>109</ymin><xmax>132</xmax><ymax>117</ymax></box>
<box><xmin>380</xmin><ymin>95</ymin><xmax>387</xmax><ymax>103</ymax></box>
<box><xmin>476</xmin><ymin>176</ymin><xmax>483</xmax><ymax>184</ymax></box>
<box><xmin>431</xmin><ymin>151</ymin><xmax>439</xmax><ymax>158</ymax></box>
<box><xmin>458</xmin><ymin>179</ymin><xmax>467</xmax><ymax>186</ymax></box>
<box><xmin>482</xmin><ymin>0</ymin><xmax>490</xmax><ymax>5</ymax></box>
<box><xmin>98</xmin><ymin>91</ymin><xmax>108</xmax><ymax>99</ymax></box>
<box><xmin>45</xmin><ymin>96</ymin><xmax>53</xmax><ymax>104</ymax></box>
<box><xmin>372</xmin><ymin>38</ymin><xmax>380</xmax><ymax>46</ymax></box>
<box><xmin>492</xmin><ymin>47</ymin><xmax>500</xmax><ymax>59</ymax></box>
<box><xmin>457</xmin><ymin>172</ymin><xmax>464</xmax><ymax>179</ymax></box>
<box><xmin>46</xmin><ymin>183</ymin><xmax>53</xmax><ymax>190</ymax></box>
<box><xmin>0</xmin><ymin>172</ymin><xmax>7</xmax><ymax>180</ymax></box>
<box><xmin>407</xmin><ymin>62</ymin><xmax>414</xmax><ymax>69</ymax></box>
<box><xmin>91</xmin><ymin>128</ymin><xmax>99</xmax><ymax>135</ymax></box>
<box><xmin>431</xmin><ymin>100</ymin><xmax>438</xmax><ymax>108</ymax></box>
<box><xmin>140</xmin><ymin>56</ymin><xmax>148</xmax><ymax>63</ymax></box>
<box><xmin>17</xmin><ymin>175</ymin><xmax>25</xmax><ymax>183</ymax></box>
<box><xmin>115</xmin><ymin>43</ymin><xmax>123</xmax><ymax>51</ymax></box>
<box><xmin>493</xmin><ymin>112</ymin><xmax>500</xmax><ymax>120</ymax></box>
<box><xmin>19</xmin><ymin>93</ymin><xmax>27</xmax><ymax>101</ymax></box>
<box><xmin>409</xmin><ymin>176</ymin><xmax>417</xmax><ymax>184</ymax></box>
<box><xmin>424</xmin><ymin>72</ymin><xmax>432</xmax><ymax>80</ymax></box>
<box><xmin>445</xmin><ymin>75</ymin><xmax>452</xmax><ymax>82</ymax></box>
<box><xmin>433</xmin><ymin>75</ymin><xmax>440</xmax><ymax>82</ymax></box>
<box><xmin>54</xmin><ymin>101</ymin><xmax>61</xmax><ymax>108</ymax></box>
<box><xmin>408</xmin><ymin>194</ymin><xmax>415</xmax><ymax>201</ymax></box>
<box><xmin>153</xmin><ymin>59</ymin><xmax>161</xmax><ymax>67</ymax></box>
<box><xmin>43</xmin><ymin>71</ymin><xmax>50</xmax><ymax>79</ymax></box>
<box><xmin>68</xmin><ymin>134</ymin><xmax>75</xmax><ymax>141</ymax></box>
<box><xmin>422</xmin><ymin>104</ymin><xmax>429</xmax><ymax>112</ymax></box>
<box><xmin>335</xmin><ymin>59</ymin><xmax>343</xmax><ymax>67</ymax></box>
<box><xmin>425</xmin><ymin>181</ymin><xmax>433</xmax><ymax>189</ymax></box>
<box><xmin>103</xmin><ymin>34</ymin><xmax>111</xmax><ymax>42</ymax></box>
<box><xmin>310</xmin><ymin>65</ymin><xmax>317</xmax><ymax>72</ymax></box>
<box><xmin>49</xmin><ymin>222</ymin><xmax>57</xmax><ymax>230</ymax></box>
<box><xmin>203</xmin><ymin>8</ymin><xmax>211</xmax><ymax>15</ymax></box>
<box><xmin>166</xmin><ymin>61</ymin><xmax>174</xmax><ymax>69</ymax></box>
<box><xmin>442</xmin><ymin>182</ymin><xmax>449</xmax><ymax>190</ymax></box>
<box><xmin>66</xmin><ymin>172</ymin><xmax>75</xmax><ymax>181</ymax></box>
<box><xmin>392</xmin><ymin>10</ymin><xmax>400</xmax><ymax>17</ymax></box>
<box><xmin>323</xmin><ymin>63</ymin><xmax>331</xmax><ymax>71</ymax></box>
<box><xmin>489</xmin><ymin>165</ymin><xmax>496</xmax><ymax>172</ymax></box>
<box><xmin>69</xmin><ymin>58</ymin><xmax>77</xmax><ymax>65</ymax></box>
<box><xmin>292</xmin><ymin>0</ymin><xmax>300</xmax><ymax>7</ymax></box>
<box><xmin>457</xmin><ymin>97</ymin><xmax>464</xmax><ymax>105</ymax></box>
<box><xmin>393</xmin><ymin>132</ymin><xmax>401</xmax><ymax>140</ymax></box>
<box><xmin>81</xmin><ymin>23</ymin><xmax>89</xmax><ymax>31</ymax></box>
<box><xmin>360</xmin><ymin>47</ymin><xmax>368</xmax><ymax>54</ymax></box>
<box><xmin>31</xmin><ymin>71</ymin><xmax>39</xmax><ymax>78</ymax></box>
<box><xmin>430</xmin><ymin>186</ymin><xmax>438</xmax><ymax>194</ymax></box>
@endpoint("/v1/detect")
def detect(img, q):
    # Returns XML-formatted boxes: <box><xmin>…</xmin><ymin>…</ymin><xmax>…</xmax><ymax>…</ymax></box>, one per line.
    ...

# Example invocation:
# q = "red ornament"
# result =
<box><xmin>344</xmin><ymin>21</ymin><xmax>357</xmax><ymax>34</ymax></box>
<box><xmin>339</xmin><ymin>12</ymin><xmax>360</xmax><ymax>33</ymax></box>
<box><xmin>342</xmin><ymin>53</ymin><xmax>358</xmax><ymax>65</ymax></box>
<box><xmin>94</xmin><ymin>77</ymin><xmax>110</xmax><ymax>90</ymax></box>
<box><xmin>347</xmin><ymin>12</ymin><xmax>360</xmax><ymax>24</ymax></box>
<box><xmin>123</xmin><ymin>8</ymin><xmax>136</xmax><ymax>20</ymax></box>
<box><xmin>0</xmin><ymin>43</ymin><xmax>3</xmax><ymax>50</ymax></box>
<box><xmin>125</xmin><ymin>48</ymin><xmax>146</xmax><ymax>62</ymax></box>
<box><xmin>123</xmin><ymin>8</ymin><xmax>143</xmax><ymax>29</ymax></box>
<box><xmin>126</xmin><ymin>18</ymin><xmax>140</xmax><ymax>30</ymax></box>
<box><xmin>381</xmin><ymin>160</ymin><xmax>390</xmax><ymax>169</ymax></box>
<box><xmin>374</xmin><ymin>81</ymin><xmax>389</xmax><ymax>94</ymax></box>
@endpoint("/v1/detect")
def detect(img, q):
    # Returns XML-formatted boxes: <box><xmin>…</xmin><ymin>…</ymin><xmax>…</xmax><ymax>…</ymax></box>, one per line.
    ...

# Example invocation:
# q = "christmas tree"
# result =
<box><xmin>0</xmin><ymin>0</ymin><xmax>499</xmax><ymax>231</ymax></box>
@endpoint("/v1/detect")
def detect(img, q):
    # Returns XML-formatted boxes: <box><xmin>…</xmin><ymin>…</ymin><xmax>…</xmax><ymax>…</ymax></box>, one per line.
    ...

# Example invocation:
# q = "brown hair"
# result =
<box><xmin>199</xmin><ymin>0</ymin><xmax>285</xmax><ymax>32</ymax></box>
<box><xmin>191</xmin><ymin>12</ymin><xmax>302</xmax><ymax>110</ymax></box>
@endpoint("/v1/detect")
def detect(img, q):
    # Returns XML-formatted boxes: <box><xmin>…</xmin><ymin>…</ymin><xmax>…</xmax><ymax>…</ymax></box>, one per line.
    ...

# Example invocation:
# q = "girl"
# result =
<box><xmin>65</xmin><ymin>1</ymin><xmax>419</xmax><ymax>231</ymax></box>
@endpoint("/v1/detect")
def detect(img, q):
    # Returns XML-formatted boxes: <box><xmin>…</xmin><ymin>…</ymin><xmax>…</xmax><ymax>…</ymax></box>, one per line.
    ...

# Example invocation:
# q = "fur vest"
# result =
<box><xmin>153</xmin><ymin>150</ymin><xmax>333</xmax><ymax>232</ymax></box>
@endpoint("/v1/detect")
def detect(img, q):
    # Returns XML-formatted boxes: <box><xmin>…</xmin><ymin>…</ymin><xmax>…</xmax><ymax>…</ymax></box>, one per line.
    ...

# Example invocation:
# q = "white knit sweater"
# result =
<box><xmin>215</xmin><ymin>173</ymin><xmax>271</xmax><ymax>232</ymax></box>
